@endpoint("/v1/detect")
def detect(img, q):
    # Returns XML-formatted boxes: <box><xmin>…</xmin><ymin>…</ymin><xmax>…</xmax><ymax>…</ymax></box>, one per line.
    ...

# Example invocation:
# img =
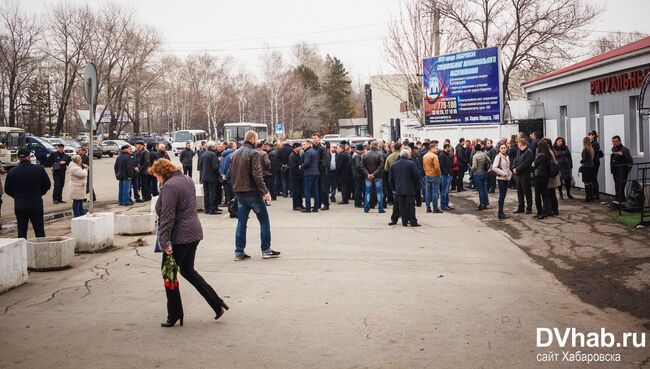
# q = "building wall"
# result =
<box><xmin>370</xmin><ymin>75</ymin><xmax>411</xmax><ymax>140</ymax></box>
<box><xmin>526</xmin><ymin>60</ymin><xmax>650</xmax><ymax>195</ymax></box>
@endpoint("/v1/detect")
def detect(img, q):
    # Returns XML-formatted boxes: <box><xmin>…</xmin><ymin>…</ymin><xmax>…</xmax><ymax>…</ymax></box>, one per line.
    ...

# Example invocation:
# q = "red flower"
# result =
<box><xmin>164</xmin><ymin>280</ymin><xmax>170</xmax><ymax>287</ymax></box>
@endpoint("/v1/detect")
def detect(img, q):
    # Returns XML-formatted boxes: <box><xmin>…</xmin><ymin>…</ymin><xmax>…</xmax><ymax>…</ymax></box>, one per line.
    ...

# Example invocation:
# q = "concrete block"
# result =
<box><xmin>150</xmin><ymin>196</ymin><xmax>159</xmax><ymax>214</ymax></box>
<box><xmin>71</xmin><ymin>212</ymin><xmax>114</xmax><ymax>253</ymax></box>
<box><xmin>0</xmin><ymin>238</ymin><xmax>28</xmax><ymax>293</ymax></box>
<box><xmin>196</xmin><ymin>194</ymin><xmax>205</xmax><ymax>211</ymax></box>
<box><xmin>26</xmin><ymin>236</ymin><xmax>75</xmax><ymax>271</ymax></box>
<box><xmin>195</xmin><ymin>184</ymin><xmax>204</xmax><ymax>196</ymax></box>
<box><xmin>115</xmin><ymin>213</ymin><xmax>156</xmax><ymax>235</ymax></box>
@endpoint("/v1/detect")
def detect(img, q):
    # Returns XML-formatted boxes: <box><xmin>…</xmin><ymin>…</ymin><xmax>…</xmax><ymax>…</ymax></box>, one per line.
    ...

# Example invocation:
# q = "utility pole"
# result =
<box><xmin>431</xmin><ymin>0</ymin><xmax>441</xmax><ymax>56</ymax></box>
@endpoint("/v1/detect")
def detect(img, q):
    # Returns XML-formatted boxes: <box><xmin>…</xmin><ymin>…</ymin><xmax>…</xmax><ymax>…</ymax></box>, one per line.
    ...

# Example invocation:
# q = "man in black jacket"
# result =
<box><xmin>48</xmin><ymin>144</ymin><xmax>70</xmax><ymax>203</ymax></box>
<box><xmin>610</xmin><ymin>135</ymin><xmax>634</xmax><ymax>205</ymax></box>
<box><xmin>200</xmin><ymin>142</ymin><xmax>221</xmax><ymax>214</ymax></box>
<box><xmin>361</xmin><ymin>141</ymin><xmax>385</xmax><ymax>213</ymax></box>
<box><xmin>512</xmin><ymin>138</ymin><xmax>534</xmax><ymax>214</ymax></box>
<box><xmin>179</xmin><ymin>142</ymin><xmax>195</xmax><ymax>178</ymax></box>
<box><xmin>135</xmin><ymin>141</ymin><xmax>151</xmax><ymax>201</ymax></box>
<box><xmin>5</xmin><ymin>148</ymin><xmax>51</xmax><ymax>238</ymax></box>
<box><xmin>288</xmin><ymin>142</ymin><xmax>304</xmax><ymax>210</ymax></box>
<box><xmin>439</xmin><ymin>143</ymin><xmax>454</xmax><ymax>210</ymax></box>
<box><xmin>334</xmin><ymin>144</ymin><xmax>352</xmax><ymax>204</ymax></box>
<box><xmin>268</xmin><ymin>142</ymin><xmax>281</xmax><ymax>200</ymax></box>
<box><xmin>454</xmin><ymin>138</ymin><xmax>468</xmax><ymax>191</ymax></box>
<box><xmin>278</xmin><ymin>141</ymin><xmax>292</xmax><ymax>197</ymax></box>
<box><xmin>388</xmin><ymin>150</ymin><xmax>420</xmax><ymax>227</ymax></box>
<box><xmin>114</xmin><ymin>145</ymin><xmax>135</xmax><ymax>206</ymax></box>
<box><xmin>352</xmin><ymin>144</ymin><xmax>365</xmax><ymax>208</ymax></box>
<box><xmin>312</xmin><ymin>134</ymin><xmax>330</xmax><ymax>210</ymax></box>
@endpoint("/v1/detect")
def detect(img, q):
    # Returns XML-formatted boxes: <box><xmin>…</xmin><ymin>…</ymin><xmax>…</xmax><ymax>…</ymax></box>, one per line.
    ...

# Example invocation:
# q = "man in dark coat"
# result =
<box><xmin>300</xmin><ymin>139</ymin><xmax>320</xmax><ymax>213</ymax></box>
<box><xmin>268</xmin><ymin>142</ymin><xmax>281</xmax><ymax>200</ymax></box>
<box><xmin>388</xmin><ymin>150</ymin><xmax>421</xmax><ymax>227</ymax></box>
<box><xmin>610</xmin><ymin>135</ymin><xmax>634</xmax><ymax>205</ymax></box>
<box><xmin>288</xmin><ymin>142</ymin><xmax>304</xmax><ymax>210</ymax></box>
<box><xmin>48</xmin><ymin>144</ymin><xmax>70</xmax><ymax>203</ymax></box>
<box><xmin>114</xmin><ymin>145</ymin><xmax>134</xmax><ymax>206</ymax></box>
<box><xmin>135</xmin><ymin>141</ymin><xmax>151</xmax><ymax>201</ymax></box>
<box><xmin>454</xmin><ymin>138</ymin><xmax>468</xmax><ymax>191</ymax></box>
<box><xmin>512</xmin><ymin>138</ymin><xmax>534</xmax><ymax>214</ymax></box>
<box><xmin>334</xmin><ymin>144</ymin><xmax>352</xmax><ymax>204</ymax></box>
<box><xmin>312</xmin><ymin>134</ymin><xmax>330</xmax><ymax>210</ymax></box>
<box><xmin>200</xmin><ymin>142</ymin><xmax>221</xmax><ymax>214</ymax></box>
<box><xmin>5</xmin><ymin>148</ymin><xmax>51</xmax><ymax>238</ymax></box>
<box><xmin>351</xmin><ymin>143</ymin><xmax>365</xmax><ymax>208</ymax></box>
<box><xmin>131</xmin><ymin>144</ymin><xmax>142</xmax><ymax>202</ymax></box>
<box><xmin>179</xmin><ymin>142</ymin><xmax>195</xmax><ymax>178</ymax></box>
<box><xmin>278</xmin><ymin>141</ymin><xmax>292</xmax><ymax>197</ymax></box>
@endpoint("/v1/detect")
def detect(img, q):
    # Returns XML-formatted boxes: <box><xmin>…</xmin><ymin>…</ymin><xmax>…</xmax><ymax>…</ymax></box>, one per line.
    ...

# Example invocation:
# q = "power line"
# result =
<box><xmin>161</xmin><ymin>36</ymin><xmax>386</xmax><ymax>53</ymax></box>
<box><xmin>161</xmin><ymin>22</ymin><xmax>388</xmax><ymax>44</ymax></box>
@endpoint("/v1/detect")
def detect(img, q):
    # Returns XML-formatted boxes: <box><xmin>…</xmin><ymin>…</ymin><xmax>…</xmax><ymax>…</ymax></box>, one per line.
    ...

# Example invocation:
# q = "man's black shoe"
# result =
<box><xmin>135</xmin><ymin>199</ymin><xmax>143</xmax><ymax>203</ymax></box>
<box><xmin>53</xmin><ymin>200</ymin><xmax>60</xmax><ymax>204</ymax></box>
<box><xmin>434</xmin><ymin>208</ymin><xmax>443</xmax><ymax>214</ymax></box>
<box><xmin>301</xmin><ymin>209</ymin><xmax>311</xmax><ymax>213</ymax></box>
<box><xmin>513</xmin><ymin>209</ymin><xmax>525</xmax><ymax>214</ymax></box>
<box><xmin>312</xmin><ymin>209</ymin><xmax>318</xmax><ymax>213</ymax></box>
<box><xmin>525</xmin><ymin>209</ymin><xmax>533</xmax><ymax>214</ymax></box>
<box><xmin>234</xmin><ymin>253</ymin><xmax>251</xmax><ymax>261</ymax></box>
<box><xmin>378</xmin><ymin>210</ymin><xmax>386</xmax><ymax>213</ymax></box>
<box><xmin>262</xmin><ymin>249</ymin><xmax>281</xmax><ymax>259</ymax></box>
<box><xmin>321</xmin><ymin>206</ymin><xmax>329</xmax><ymax>211</ymax></box>
<box><xmin>410</xmin><ymin>223</ymin><xmax>422</xmax><ymax>227</ymax></box>
<box><xmin>426</xmin><ymin>208</ymin><xmax>432</xmax><ymax>213</ymax></box>
<box><xmin>388</xmin><ymin>222</ymin><xmax>397</xmax><ymax>225</ymax></box>
<box><xmin>293</xmin><ymin>207</ymin><xmax>303</xmax><ymax>211</ymax></box>
<box><xmin>59</xmin><ymin>200</ymin><xmax>67</xmax><ymax>204</ymax></box>
<box><xmin>441</xmin><ymin>207</ymin><xmax>453</xmax><ymax>211</ymax></box>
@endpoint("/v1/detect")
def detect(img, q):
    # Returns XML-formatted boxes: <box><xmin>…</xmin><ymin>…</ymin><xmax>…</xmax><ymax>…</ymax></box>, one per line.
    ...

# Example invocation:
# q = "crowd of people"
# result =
<box><xmin>0</xmin><ymin>128</ymin><xmax>637</xmax><ymax>328</ymax></box>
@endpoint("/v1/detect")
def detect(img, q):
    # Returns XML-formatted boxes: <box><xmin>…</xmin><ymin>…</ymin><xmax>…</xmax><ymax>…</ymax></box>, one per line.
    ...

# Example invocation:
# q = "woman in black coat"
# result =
<box><xmin>532</xmin><ymin>140</ymin><xmax>552</xmax><ymax>219</ymax></box>
<box><xmin>579</xmin><ymin>137</ymin><xmax>596</xmax><ymax>202</ymax></box>
<box><xmin>553</xmin><ymin>137</ymin><xmax>573</xmax><ymax>199</ymax></box>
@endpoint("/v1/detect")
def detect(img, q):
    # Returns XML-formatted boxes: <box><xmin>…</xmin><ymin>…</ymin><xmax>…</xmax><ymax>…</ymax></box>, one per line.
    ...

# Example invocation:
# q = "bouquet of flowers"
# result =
<box><xmin>162</xmin><ymin>255</ymin><xmax>180</xmax><ymax>290</ymax></box>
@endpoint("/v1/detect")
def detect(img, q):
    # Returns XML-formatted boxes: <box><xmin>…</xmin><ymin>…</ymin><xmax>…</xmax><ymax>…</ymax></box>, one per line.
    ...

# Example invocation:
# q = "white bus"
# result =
<box><xmin>223</xmin><ymin>122</ymin><xmax>268</xmax><ymax>143</ymax></box>
<box><xmin>0</xmin><ymin>127</ymin><xmax>26</xmax><ymax>168</ymax></box>
<box><xmin>171</xmin><ymin>129</ymin><xmax>208</xmax><ymax>155</ymax></box>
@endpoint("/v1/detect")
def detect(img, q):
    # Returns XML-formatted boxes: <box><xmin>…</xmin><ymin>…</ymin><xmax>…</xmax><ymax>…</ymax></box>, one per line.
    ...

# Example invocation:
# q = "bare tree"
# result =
<box><xmin>260</xmin><ymin>50</ymin><xmax>291</xmax><ymax>133</ymax></box>
<box><xmin>381</xmin><ymin>0</ymin><xmax>463</xmax><ymax>123</ymax></box>
<box><xmin>592</xmin><ymin>31</ymin><xmax>646</xmax><ymax>56</ymax></box>
<box><xmin>44</xmin><ymin>3</ymin><xmax>93</xmax><ymax>135</ymax></box>
<box><xmin>184</xmin><ymin>53</ymin><xmax>233</xmax><ymax>138</ymax></box>
<box><xmin>122</xmin><ymin>25</ymin><xmax>162</xmax><ymax>134</ymax></box>
<box><xmin>0</xmin><ymin>0</ymin><xmax>41</xmax><ymax>127</ymax></box>
<box><xmin>433</xmin><ymin>0</ymin><xmax>600</xmax><ymax>100</ymax></box>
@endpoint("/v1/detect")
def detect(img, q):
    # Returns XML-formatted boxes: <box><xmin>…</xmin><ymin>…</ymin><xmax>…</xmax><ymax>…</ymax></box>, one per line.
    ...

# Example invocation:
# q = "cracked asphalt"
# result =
<box><xmin>1</xmin><ymin>190</ymin><xmax>649</xmax><ymax>368</ymax></box>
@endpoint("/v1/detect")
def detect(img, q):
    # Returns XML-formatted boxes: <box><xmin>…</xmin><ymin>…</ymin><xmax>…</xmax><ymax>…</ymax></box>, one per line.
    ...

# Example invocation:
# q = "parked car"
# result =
<box><xmin>100</xmin><ymin>140</ymin><xmax>120</xmax><ymax>157</ymax></box>
<box><xmin>26</xmin><ymin>136</ymin><xmax>56</xmax><ymax>166</ymax></box>
<box><xmin>128</xmin><ymin>134</ymin><xmax>171</xmax><ymax>150</ymax></box>
<box><xmin>82</xmin><ymin>142</ymin><xmax>102</xmax><ymax>159</ymax></box>
<box><xmin>45</xmin><ymin>137</ymin><xmax>75</xmax><ymax>155</ymax></box>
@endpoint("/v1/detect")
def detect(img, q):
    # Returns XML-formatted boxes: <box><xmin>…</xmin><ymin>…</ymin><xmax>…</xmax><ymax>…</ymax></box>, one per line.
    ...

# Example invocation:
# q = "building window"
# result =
<box><xmin>560</xmin><ymin>105</ymin><xmax>568</xmax><ymax>138</ymax></box>
<box><xmin>589</xmin><ymin>101</ymin><xmax>600</xmax><ymax>133</ymax></box>
<box><xmin>630</xmin><ymin>96</ymin><xmax>645</xmax><ymax>156</ymax></box>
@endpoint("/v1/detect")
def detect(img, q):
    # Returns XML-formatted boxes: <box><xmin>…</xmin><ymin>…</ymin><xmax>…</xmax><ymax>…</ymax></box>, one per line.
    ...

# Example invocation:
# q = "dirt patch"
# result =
<box><xmin>450</xmin><ymin>189</ymin><xmax>650</xmax><ymax>328</ymax></box>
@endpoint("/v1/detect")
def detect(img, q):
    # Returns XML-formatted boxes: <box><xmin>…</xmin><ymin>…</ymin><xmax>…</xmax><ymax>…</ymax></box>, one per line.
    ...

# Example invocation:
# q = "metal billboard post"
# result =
<box><xmin>83</xmin><ymin>63</ymin><xmax>99</xmax><ymax>216</ymax></box>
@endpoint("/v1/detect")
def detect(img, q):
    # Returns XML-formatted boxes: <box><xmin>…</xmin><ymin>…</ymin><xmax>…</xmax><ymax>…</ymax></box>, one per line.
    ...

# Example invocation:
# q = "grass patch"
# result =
<box><xmin>614</xmin><ymin>211</ymin><xmax>643</xmax><ymax>227</ymax></box>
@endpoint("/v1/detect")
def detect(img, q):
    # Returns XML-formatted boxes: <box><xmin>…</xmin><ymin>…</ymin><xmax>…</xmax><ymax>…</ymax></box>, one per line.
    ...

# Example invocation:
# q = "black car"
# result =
<box><xmin>127</xmin><ymin>134</ymin><xmax>171</xmax><ymax>150</ymax></box>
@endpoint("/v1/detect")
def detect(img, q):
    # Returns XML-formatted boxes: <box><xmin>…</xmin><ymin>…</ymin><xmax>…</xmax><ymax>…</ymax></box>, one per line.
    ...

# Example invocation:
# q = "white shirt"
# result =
<box><xmin>330</xmin><ymin>152</ymin><xmax>336</xmax><ymax>171</ymax></box>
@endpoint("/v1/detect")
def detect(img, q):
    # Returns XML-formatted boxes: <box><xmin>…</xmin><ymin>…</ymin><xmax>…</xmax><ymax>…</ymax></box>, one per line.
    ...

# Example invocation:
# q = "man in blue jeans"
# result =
<box><xmin>230</xmin><ymin>130</ymin><xmax>281</xmax><ymax>261</ymax></box>
<box><xmin>361</xmin><ymin>141</ymin><xmax>385</xmax><ymax>213</ymax></box>
<box><xmin>438</xmin><ymin>143</ymin><xmax>454</xmax><ymax>211</ymax></box>
<box><xmin>422</xmin><ymin>142</ymin><xmax>443</xmax><ymax>213</ymax></box>
<box><xmin>114</xmin><ymin>145</ymin><xmax>134</xmax><ymax>206</ymax></box>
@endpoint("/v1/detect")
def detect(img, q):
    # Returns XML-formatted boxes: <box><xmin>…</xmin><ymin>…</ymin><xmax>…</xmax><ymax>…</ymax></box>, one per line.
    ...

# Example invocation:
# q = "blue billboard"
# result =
<box><xmin>422</xmin><ymin>46</ymin><xmax>502</xmax><ymax>125</ymax></box>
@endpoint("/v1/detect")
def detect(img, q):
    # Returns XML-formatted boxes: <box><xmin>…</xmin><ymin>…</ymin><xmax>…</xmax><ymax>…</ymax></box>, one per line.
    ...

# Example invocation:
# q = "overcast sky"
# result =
<box><xmin>20</xmin><ymin>0</ymin><xmax>650</xmax><ymax>84</ymax></box>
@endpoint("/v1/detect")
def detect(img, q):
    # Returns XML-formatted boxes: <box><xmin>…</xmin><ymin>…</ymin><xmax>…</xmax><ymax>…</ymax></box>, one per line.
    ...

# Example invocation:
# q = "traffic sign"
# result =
<box><xmin>276</xmin><ymin>123</ymin><xmax>284</xmax><ymax>133</ymax></box>
<box><xmin>83</xmin><ymin>63</ymin><xmax>98</xmax><ymax>129</ymax></box>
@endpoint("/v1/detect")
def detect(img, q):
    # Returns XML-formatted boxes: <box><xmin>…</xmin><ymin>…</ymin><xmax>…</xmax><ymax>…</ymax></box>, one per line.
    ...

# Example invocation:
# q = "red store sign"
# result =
<box><xmin>590</xmin><ymin>67</ymin><xmax>650</xmax><ymax>95</ymax></box>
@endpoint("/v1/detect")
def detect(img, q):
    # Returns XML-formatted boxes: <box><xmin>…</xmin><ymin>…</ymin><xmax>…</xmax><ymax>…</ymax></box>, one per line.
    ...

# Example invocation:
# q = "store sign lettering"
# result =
<box><xmin>590</xmin><ymin>68</ymin><xmax>650</xmax><ymax>95</ymax></box>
